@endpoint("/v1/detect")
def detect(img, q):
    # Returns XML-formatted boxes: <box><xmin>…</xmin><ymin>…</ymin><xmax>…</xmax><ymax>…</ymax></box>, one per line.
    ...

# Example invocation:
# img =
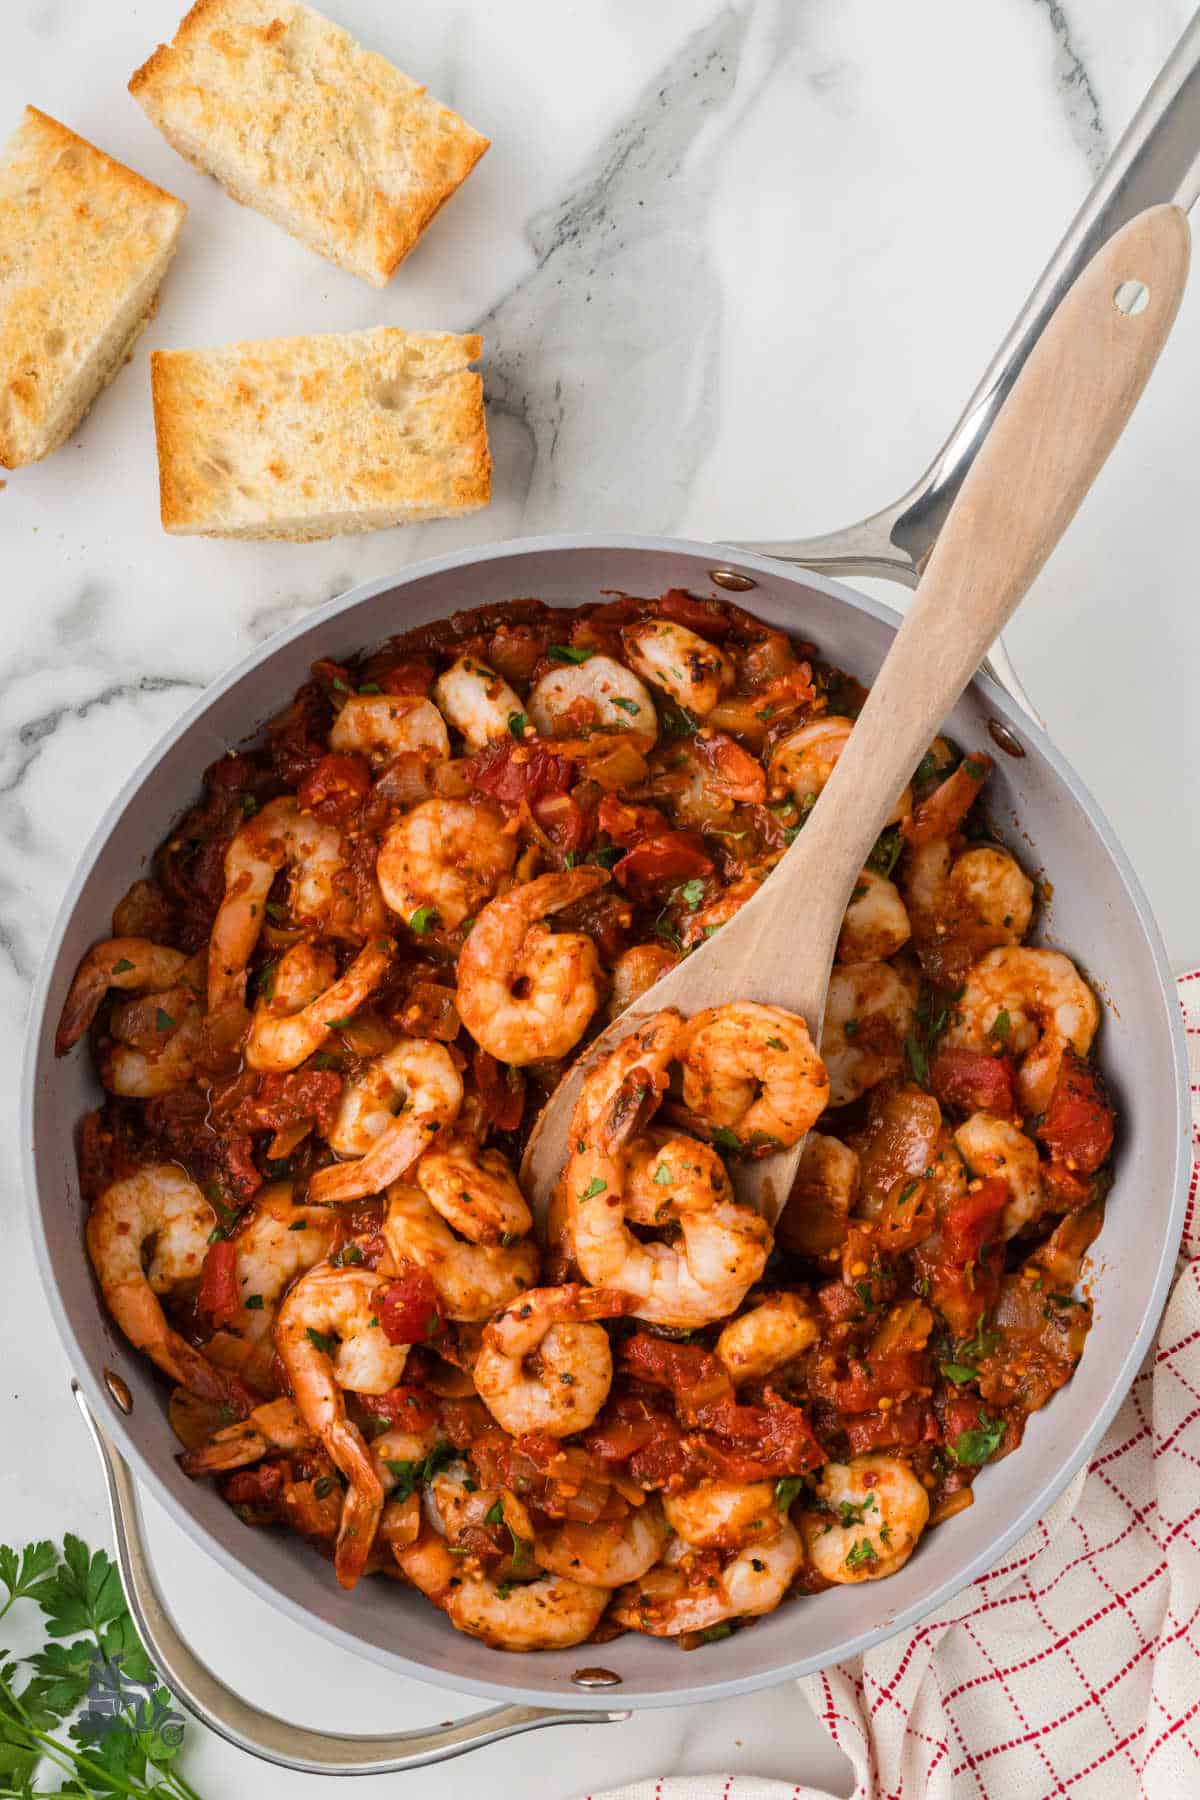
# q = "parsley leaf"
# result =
<box><xmin>507</xmin><ymin>711</ymin><xmax>528</xmax><ymax>739</ymax></box>
<box><xmin>153</xmin><ymin>1008</ymin><xmax>175</xmax><ymax>1033</ymax></box>
<box><xmin>578</xmin><ymin>1177</ymin><xmax>607</xmax><ymax>1201</ymax></box>
<box><xmin>904</xmin><ymin>1031</ymin><xmax>929</xmax><ymax>1085</ymax></box>
<box><xmin>611</xmin><ymin>696</ymin><xmax>641</xmax><ymax>716</ymax></box>
<box><xmin>409</xmin><ymin>906</ymin><xmax>438</xmax><ymax>935</ymax></box>
<box><xmin>110</xmin><ymin>958</ymin><xmax>135</xmax><ymax>975</ymax></box>
<box><xmin>305</xmin><ymin>1327</ymin><xmax>336</xmax><ymax>1355</ymax></box>
<box><xmin>774</xmin><ymin>1477</ymin><xmax>805</xmax><ymax>1513</ymax></box>
<box><xmin>676</xmin><ymin>878</ymin><xmax>706</xmax><ymax>910</ymax></box>
<box><xmin>384</xmin><ymin>1442</ymin><xmax>457</xmax><ymax>1503</ymax></box>
<box><xmin>949</xmin><ymin>1415</ymin><xmax>1006</xmax><ymax>1465</ymax></box>
<box><xmin>988</xmin><ymin>1009</ymin><xmax>1011</xmax><ymax>1042</ymax></box>
<box><xmin>939</xmin><ymin>1361</ymin><xmax>979</xmax><ymax>1385</ymax></box>
<box><xmin>845</xmin><ymin>1538</ymin><xmax>878</xmax><ymax>1570</ymax></box>
<box><xmin>548</xmin><ymin>644</ymin><xmax>594</xmax><ymax>664</ymax></box>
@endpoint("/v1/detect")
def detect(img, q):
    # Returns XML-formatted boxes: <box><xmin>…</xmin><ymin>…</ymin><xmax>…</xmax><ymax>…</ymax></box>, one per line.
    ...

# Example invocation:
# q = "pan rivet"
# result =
<box><xmin>709</xmin><ymin>568</ymin><xmax>756</xmax><ymax>592</ymax></box>
<box><xmin>103</xmin><ymin>1369</ymin><xmax>133</xmax><ymax>1414</ymax></box>
<box><xmin>987</xmin><ymin>718</ymin><xmax>1026</xmax><ymax>758</ymax></box>
<box><xmin>572</xmin><ymin>1667</ymin><xmax>623</xmax><ymax>1689</ymax></box>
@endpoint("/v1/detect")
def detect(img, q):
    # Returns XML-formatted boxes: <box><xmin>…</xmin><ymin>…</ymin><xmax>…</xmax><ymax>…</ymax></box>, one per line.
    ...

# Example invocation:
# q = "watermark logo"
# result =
<box><xmin>80</xmin><ymin>1651</ymin><xmax>185</xmax><ymax>1749</ymax></box>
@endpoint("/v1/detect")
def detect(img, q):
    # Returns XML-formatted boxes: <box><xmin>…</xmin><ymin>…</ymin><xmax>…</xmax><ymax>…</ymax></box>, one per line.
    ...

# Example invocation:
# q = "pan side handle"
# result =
<box><xmin>72</xmin><ymin>1383</ymin><xmax>627</xmax><ymax>1777</ymax></box>
<box><xmin>735</xmin><ymin>11</ymin><xmax>1200</xmax><ymax>625</ymax></box>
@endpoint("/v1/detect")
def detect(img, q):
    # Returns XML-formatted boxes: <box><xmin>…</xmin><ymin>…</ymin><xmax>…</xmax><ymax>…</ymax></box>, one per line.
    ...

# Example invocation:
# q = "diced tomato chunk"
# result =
<box><xmin>297</xmin><ymin>752</ymin><xmax>371</xmax><ymax>823</ymax></box>
<box><xmin>614</xmin><ymin>832</ymin><xmax>714</xmax><ymax>895</ymax></box>
<box><xmin>223</xmin><ymin>1462</ymin><xmax>285</xmax><ymax>1509</ymax></box>
<box><xmin>845</xmin><ymin>1399</ymin><xmax>937</xmax><ymax>1456</ymax></box>
<box><xmin>198</xmin><ymin>1239</ymin><xmax>239</xmax><ymax>1326</ymax></box>
<box><xmin>378</xmin><ymin>659</ymin><xmax>435</xmax><ymax>696</ymax></box>
<box><xmin>943</xmin><ymin>1177</ymin><xmax>1010</xmax><ymax>1263</ymax></box>
<box><xmin>377</xmin><ymin>1270</ymin><xmax>442</xmax><ymax>1345</ymax></box>
<box><xmin>356</xmin><ymin>1384</ymin><xmax>440</xmax><ymax>1431</ymax></box>
<box><xmin>472</xmin><ymin>1047</ymin><xmax>525</xmax><ymax>1131</ymax></box>
<box><xmin>466</xmin><ymin>739</ymin><xmax>574</xmax><ymax>811</ymax></box>
<box><xmin>930</xmin><ymin>1047</ymin><xmax>1015</xmax><ymax>1117</ymax></box>
<box><xmin>1036</xmin><ymin>1050</ymin><xmax>1114</xmax><ymax>1175</ymax></box>
<box><xmin>532</xmin><ymin>788</ymin><xmax>595</xmax><ymax>854</ymax></box>
<box><xmin>1042</xmin><ymin>1159</ymin><xmax>1095</xmax><ymax>1209</ymax></box>
<box><xmin>657</xmin><ymin>588</ymin><xmax>731</xmax><ymax>639</ymax></box>
<box><xmin>596</xmin><ymin>794</ymin><xmax>670</xmax><ymax>847</ymax></box>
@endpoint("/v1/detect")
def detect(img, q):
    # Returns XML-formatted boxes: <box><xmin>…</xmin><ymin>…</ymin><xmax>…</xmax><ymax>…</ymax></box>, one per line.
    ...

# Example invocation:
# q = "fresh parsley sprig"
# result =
<box><xmin>0</xmin><ymin>1534</ymin><xmax>204</xmax><ymax>1797</ymax></box>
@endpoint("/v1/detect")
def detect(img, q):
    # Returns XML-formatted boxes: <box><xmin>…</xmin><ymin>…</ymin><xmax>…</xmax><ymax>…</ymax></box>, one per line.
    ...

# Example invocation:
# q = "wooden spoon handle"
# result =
<box><xmin>794</xmin><ymin>204</ymin><xmax>1190</xmax><ymax>901</ymax></box>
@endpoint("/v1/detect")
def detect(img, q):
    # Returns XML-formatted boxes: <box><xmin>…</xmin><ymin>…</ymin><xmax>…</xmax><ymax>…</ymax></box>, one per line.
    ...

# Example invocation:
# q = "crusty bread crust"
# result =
<box><xmin>151</xmin><ymin>326</ymin><xmax>491</xmax><ymax>539</ymax></box>
<box><xmin>0</xmin><ymin>107</ymin><xmax>186</xmax><ymax>467</ymax></box>
<box><xmin>129</xmin><ymin>0</ymin><xmax>488</xmax><ymax>287</ymax></box>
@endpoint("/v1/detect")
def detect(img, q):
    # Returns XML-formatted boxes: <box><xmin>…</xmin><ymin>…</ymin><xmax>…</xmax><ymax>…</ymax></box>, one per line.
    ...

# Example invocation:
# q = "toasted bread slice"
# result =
<box><xmin>0</xmin><ymin>107</ymin><xmax>186</xmax><ymax>468</ymax></box>
<box><xmin>130</xmin><ymin>0</ymin><xmax>488</xmax><ymax>287</ymax></box>
<box><xmin>151</xmin><ymin>326</ymin><xmax>490</xmax><ymax>540</ymax></box>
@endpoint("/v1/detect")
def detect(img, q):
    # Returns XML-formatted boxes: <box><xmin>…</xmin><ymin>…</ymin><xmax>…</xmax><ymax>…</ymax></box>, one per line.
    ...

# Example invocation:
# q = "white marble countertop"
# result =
<box><xmin>4</xmin><ymin>1</ymin><xmax>1199</xmax><ymax>1793</ymax></box>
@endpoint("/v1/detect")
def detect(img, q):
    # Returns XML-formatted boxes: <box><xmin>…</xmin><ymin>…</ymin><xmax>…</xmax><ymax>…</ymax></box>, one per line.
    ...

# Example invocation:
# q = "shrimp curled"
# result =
<box><xmin>310</xmin><ymin>1039</ymin><xmax>463</xmax><ymax>1204</ymax></box>
<box><xmin>455</xmin><ymin>868</ymin><xmax>608</xmax><ymax>1066</ymax></box>
<box><xmin>474</xmin><ymin>1284</ymin><xmax>631</xmax><ymax>1438</ymax></box>
<box><xmin>678</xmin><ymin>1002</ymin><xmax>828</xmax><ymax>1151</ymax></box>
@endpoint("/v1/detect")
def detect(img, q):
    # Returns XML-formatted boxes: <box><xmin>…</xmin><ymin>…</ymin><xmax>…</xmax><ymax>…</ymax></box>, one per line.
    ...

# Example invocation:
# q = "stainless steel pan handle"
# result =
<box><xmin>73</xmin><ymin>1382</ymin><xmax>628</xmax><ymax>1776</ymax></box>
<box><xmin>735</xmin><ymin>8</ymin><xmax>1200</xmax><ymax>719</ymax></box>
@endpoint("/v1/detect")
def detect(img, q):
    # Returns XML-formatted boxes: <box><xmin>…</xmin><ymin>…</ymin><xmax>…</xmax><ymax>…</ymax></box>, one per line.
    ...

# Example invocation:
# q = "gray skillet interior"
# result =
<box><xmin>23</xmin><ymin>535</ymin><xmax>1189</xmax><ymax>1712</ymax></box>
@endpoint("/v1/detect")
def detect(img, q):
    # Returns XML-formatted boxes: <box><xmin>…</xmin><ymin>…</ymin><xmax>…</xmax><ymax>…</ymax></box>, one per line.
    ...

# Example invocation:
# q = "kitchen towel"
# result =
<box><xmin>582</xmin><ymin>970</ymin><xmax>1200</xmax><ymax>1800</ymax></box>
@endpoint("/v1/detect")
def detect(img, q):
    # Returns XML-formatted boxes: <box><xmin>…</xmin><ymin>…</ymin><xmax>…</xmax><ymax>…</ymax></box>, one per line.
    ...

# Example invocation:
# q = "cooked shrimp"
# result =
<box><xmin>246</xmin><ymin>937</ymin><xmax>393</xmax><ymax>1073</ymax></box>
<box><xmin>769</xmin><ymin>717</ymin><xmax>911</xmax><ymax>823</ymax></box>
<box><xmin>822</xmin><ymin>961</ymin><xmax>918</xmax><ymax>1107</ymax></box>
<box><xmin>954</xmin><ymin>1112</ymin><xmax>1045</xmax><ymax>1237</ymax></box>
<box><xmin>945</xmin><ymin>946</ymin><xmax>1099</xmax><ymax>1114</ymax></box>
<box><xmin>86</xmin><ymin>1167</ymin><xmax>245</xmax><ymax>1409</ymax></box>
<box><xmin>527</xmin><ymin>654</ymin><xmax>658</xmax><ymax>741</ymax></box>
<box><xmin>395</xmin><ymin>1528</ymin><xmax>608</xmax><ymax>1650</ymax></box>
<box><xmin>329</xmin><ymin>694</ymin><xmax>449</xmax><ymax>763</ymax></box>
<box><xmin>662</xmin><ymin>1481</ymin><xmax>783</xmax><ymax>1551</ymax></box>
<box><xmin>837</xmin><ymin>870</ymin><xmax>912</xmax><ymax>963</ymax></box>
<box><xmin>99</xmin><ymin>960</ymin><xmax>205</xmax><ymax>1098</ymax></box>
<box><xmin>179</xmin><ymin>1397</ymin><xmax>314</xmax><ymax>1476</ymax></box>
<box><xmin>716</xmin><ymin>1293</ymin><xmax>819</xmax><ymax>1384</ymax></box>
<box><xmin>568</xmin><ymin>1012</ymin><xmax>771</xmax><ymax>1328</ymax></box>
<box><xmin>208</xmin><ymin>799</ymin><xmax>345</xmax><ymax>1011</ymax></box>
<box><xmin>311</xmin><ymin>1039</ymin><xmax>463</xmax><ymax>1205</ymax></box>
<box><xmin>622</xmin><ymin>1133</ymin><xmax>733</xmax><ymax>1227</ymax></box>
<box><xmin>607</xmin><ymin>942</ymin><xmax>679</xmax><ymax>1020</ymax></box>
<box><xmin>801</xmin><ymin>1456</ymin><xmax>929</xmax><ymax>1583</ymax></box>
<box><xmin>376</xmin><ymin>798</ymin><xmax>516</xmax><ymax>931</ymax></box>
<box><xmin>776</xmin><ymin>1133</ymin><xmax>861</xmax><ymax>1257</ymax></box>
<box><xmin>904</xmin><ymin>842</ymin><xmax>1034</xmax><ymax>980</ymax></box>
<box><xmin>415</xmin><ymin>1123</ymin><xmax>532</xmax><ymax>1246</ymax></box>
<box><xmin>537</xmin><ymin>1501</ymin><xmax>669</xmax><ymax>1587</ymax></box>
<box><xmin>474</xmin><ymin>1284</ymin><xmax>629</xmax><ymax>1438</ymax></box>
<box><xmin>611</xmin><ymin>1524</ymin><xmax>804</xmax><ymax>1636</ymax></box>
<box><xmin>274</xmin><ymin>1266</ymin><xmax>410</xmax><ymax>1588</ymax></box>
<box><xmin>432</xmin><ymin>656</ymin><xmax>524</xmax><ymax>750</ymax></box>
<box><xmin>56</xmin><ymin>938</ymin><xmax>190</xmax><ymax>1054</ymax></box>
<box><xmin>678</xmin><ymin>1002</ymin><xmax>828</xmax><ymax>1150</ymax></box>
<box><xmin>374</xmin><ymin>1416</ymin><xmax>444</xmax><ymax>1482</ymax></box>
<box><xmin>423</xmin><ymin>1463</ymin><xmax>547</xmax><ymax>1582</ymax></box>
<box><xmin>455</xmin><ymin>868</ymin><xmax>607</xmax><ymax>1065</ymax></box>
<box><xmin>384</xmin><ymin>1184</ymin><xmax>539</xmax><ymax>1321</ymax></box>
<box><xmin>621</xmin><ymin>620</ymin><xmax>733</xmax><ymax>717</ymax></box>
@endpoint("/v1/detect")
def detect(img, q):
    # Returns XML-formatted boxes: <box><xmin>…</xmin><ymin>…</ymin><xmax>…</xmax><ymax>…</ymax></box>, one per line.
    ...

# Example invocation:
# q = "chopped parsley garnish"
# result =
<box><xmin>579</xmin><ymin>1177</ymin><xmax>607</xmax><ymax>1201</ymax></box>
<box><xmin>154</xmin><ymin>1008</ymin><xmax>175</xmax><ymax>1032</ymax></box>
<box><xmin>314</xmin><ymin>1475</ymin><xmax>338</xmax><ymax>1498</ymax></box>
<box><xmin>507</xmin><ymin>711</ymin><xmax>528</xmax><ymax>739</ymax></box>
<box><xmin>324</xmin><ymin>1016</ymin><xmax>353</xmax><ymax>1030</ymax></box>
<box><xmin>988</xmin><ymin>1009</ymin><xmax>1011</xmax><ymax>1042</ymax></box>
<box><xmin>963</xmin><ymin>758</ymin><xmax>987</xmax><ymax>780</ymax></box>
<box><xmin>904</xmin><ymin>1032</ymin><xmax>929</xmax><ymax>1085</ymax></box>
<box><xmin>548</xmin><ymin>643</ymin><xmax>594</xmax><ymax>664</ymax></box>
<box><xmin>676</xmin><ymin>878</ymin><xmax>706</xmax><ymax>910</ymax></box>
<box><xmin>484</xmin><ymin>1499</ymin><xmax>505</xmax><ymax>1526</ymax></box>
<box><xmin>653</xmin><ymin>1162</ymin><xmax>673</xmax><ymax>1185</ymax></box>
<box><xmin>949</xmin><ymin>1415</ymin><xmax>1006</xmax><ymax>1465</ymax></box>
<box><xmin>358</xmin><ymin>681</ymin><xmax>382</xmax><ymax>694</ymax></box>
<box><xmin>710</xmin><ymin>1125</ymin><xmax>742</xmax><ymax>1152</ymax></box>
<box><xmin>244</xmin><ymin>1294</ymin><xmax>264</xmax><ymax>1311</ymax></box>
<box><xmin>110</xmin><ymin>957</ymin><xmax>135</xmax><ymax>974</ymax></box>
<box><xmin>774</xmin><ymin>1477</ymin><xmax>805</xmax><ymax>1512</ymax></box>
<box><xmin>288</xmin><ymin>1219</ymin><xmax>308</xmax><ymax>1231</ymax></box>
<box><xmin>867</xmin><ymin>825</ymin><xmax>904</xmax><ymax>879</ymax></box>
<box><xmin>305</xmin><ymin>1328</ymin><xmax>336</xmax><ymax>1354</ymax></box>
<box><xmin>384</xmin><ymin>1441</ymin><xmax>457</xmax><ymax>1502</ymax></box>
<box><xmin>766</xmin><ymin>1036</ymin><xmax>786</xmax><ymax>1051</ymax></box>
<box><xmin>844</xmin><ymin>1539</ymin><xmax>878</xmax><ymax>1570</ymax></box>
<box><xmin>939</xmin><ymin>1362</ymin><xmax>979</xmax><ymax>1385</ymax></box>
<box><xmin>409</xmin><ymin>906</ymin><xmax>438</xmax><ymax>934</ymax></box>
<box><xmin>700</xmin><ymin>1622</ymin><xmax>734</xmax><ymax>1643</ymax></box>
<box><xmin>611</xmin><ymin>696</ymin><xmax>641</xmax><ymax>716</ymax></box>
<box><xmin>265</xmin><ymin>900</ymin><xmax>288</xmax><ymax>921</ymax></box>
<box><xmin>835</xmin><ymin>1495</ymin><xmax>877</xmax><ymax>1528</ymax></box>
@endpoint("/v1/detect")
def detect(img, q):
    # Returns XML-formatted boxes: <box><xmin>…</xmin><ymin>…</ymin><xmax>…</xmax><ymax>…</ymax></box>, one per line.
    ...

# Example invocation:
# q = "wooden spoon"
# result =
<box><xmin>522</xmin><ymin>204</ymin><xmax>1190</xmax><ymax>1228</ymax></box>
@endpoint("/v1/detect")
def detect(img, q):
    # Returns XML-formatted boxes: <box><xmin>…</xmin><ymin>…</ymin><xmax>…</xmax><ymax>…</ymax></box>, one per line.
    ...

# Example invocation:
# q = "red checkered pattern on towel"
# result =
<box><xmin>583</xmin><ymin>974</ymin><xmax>1200</xmax><ymax>1800</ymax></box>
